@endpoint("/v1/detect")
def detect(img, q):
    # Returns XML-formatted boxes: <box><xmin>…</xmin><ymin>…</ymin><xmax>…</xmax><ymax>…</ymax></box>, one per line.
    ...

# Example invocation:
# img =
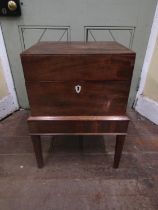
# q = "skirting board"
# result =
<box><xmin>135</xmin><ymin>95</ymin><xmax>158</xmax><ymax>125</ymax></box>
<box><xmin>0</xmin><ymin>94</ymin><xmax>18</xmax><ymax>120</ymax></box>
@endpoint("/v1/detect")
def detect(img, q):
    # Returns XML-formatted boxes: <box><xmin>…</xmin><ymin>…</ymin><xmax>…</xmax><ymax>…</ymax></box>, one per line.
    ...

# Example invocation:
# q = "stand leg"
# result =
<box><xmin>48</xmin><ymin>136</ymin><xmax>55</xmax><ymax>153</ymax></box>
<box><xmin>31</xmin><ymin>135</ymin><xmax>43</xmax><ymax>168</ymax></box>
<box><xmin>113</xmin><ymin>135</ymin><xmax>126</xmax><ymax>169</ymax></box>
<box><xmin>78</xmin><ymin>135</ymin><xmax>84</xmax><ymax>150</ymax></box>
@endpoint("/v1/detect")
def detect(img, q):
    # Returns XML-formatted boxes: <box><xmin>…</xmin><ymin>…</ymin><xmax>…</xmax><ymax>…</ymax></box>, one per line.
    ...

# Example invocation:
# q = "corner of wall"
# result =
<box><xmin>135</xmin><ymin>2</ymin><xmax>158</xmax><ymax>125</ymax></box>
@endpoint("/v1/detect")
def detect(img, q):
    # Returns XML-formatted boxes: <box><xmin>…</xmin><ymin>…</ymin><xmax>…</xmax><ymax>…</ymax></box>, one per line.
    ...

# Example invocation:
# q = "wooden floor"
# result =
<box><xmin>0</xmin><ymin>109</ymin><xmax>158</xmax><ymax>210</ymax></box>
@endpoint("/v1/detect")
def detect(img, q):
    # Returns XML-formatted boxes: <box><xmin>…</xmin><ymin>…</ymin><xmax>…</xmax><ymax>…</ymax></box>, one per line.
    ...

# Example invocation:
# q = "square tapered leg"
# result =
<box><xmin>113</xmin><ymin>135</ymin><xmax>126</xmax><ymax>168</ymax></box>
<box><xmin>31</xmin><ymin>135</ymin><xmax>44</xmax><ymax>168</ymax></box>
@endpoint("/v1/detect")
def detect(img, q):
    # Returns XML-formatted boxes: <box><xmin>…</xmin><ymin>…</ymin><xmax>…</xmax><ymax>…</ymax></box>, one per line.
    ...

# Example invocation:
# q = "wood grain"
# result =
<box><xmin>28</xmin><ymin>116</ymin><xmax>129</xmax><ymax>134</ymax></box>
<box><xmin>21</xmin><ymin>41</ymin><xmax>135</xmax><ymax>55</ymax></box>
<box><xmin>26</xmin><ymin>81</ymin><xmax>130</xmax><ymax>116</ymax></box>
<box><xmin>21</xmin><ymin>54</ymin><xmax>135</xmax><ymax>81</ymax></box>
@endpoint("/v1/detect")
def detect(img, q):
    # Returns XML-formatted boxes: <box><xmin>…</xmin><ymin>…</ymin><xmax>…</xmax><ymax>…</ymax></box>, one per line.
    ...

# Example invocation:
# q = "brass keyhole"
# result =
<box><xmin>8</xmin><ymin>1</ymin><xmax>17</xmax><ymax>11</ymax></box>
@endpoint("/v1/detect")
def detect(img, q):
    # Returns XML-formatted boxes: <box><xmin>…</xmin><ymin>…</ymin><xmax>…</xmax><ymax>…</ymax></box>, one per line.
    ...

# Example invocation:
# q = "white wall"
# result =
<box><xmin>0</xmin><ymin>26</ymin><xmax>19</xmax><ymax>119</ymax></box>
<box><xmin>0</xmin><ymin>58</ymin><xmax>9</xmax><ymax>100</ymax></box>
<box><xmin>135</xmin><ymin>3</ymin><xmax>158</xmax><ymax>125</ymax></box>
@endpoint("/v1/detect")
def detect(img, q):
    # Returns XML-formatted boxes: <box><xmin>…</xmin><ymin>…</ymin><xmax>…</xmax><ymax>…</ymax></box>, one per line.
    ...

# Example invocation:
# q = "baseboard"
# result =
<box><xmin>0</xmin><ymin>94</ymin><xmax>19</xmax><ymax>120</ymax></box>
<box><xmin>135</xmin><ymin>95</ymin><xmax>158</xmax><ymax>125</ymax></box>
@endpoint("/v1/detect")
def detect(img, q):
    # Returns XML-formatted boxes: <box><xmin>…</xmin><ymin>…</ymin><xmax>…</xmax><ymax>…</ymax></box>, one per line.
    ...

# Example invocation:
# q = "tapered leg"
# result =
<box><xmin>31</xmin><ymin>135</ymin><xmax>44</xmax><ymax>168</ymax></box>
<box><xmin>48</xmin><ymin>137</ymin><xmax>55</xmax><ymax>153</ymax></box>
<box><xmin>113</xmin><ymin>135</ymin><xmax>126</xmax><ymax>168</ymax></box>
<box><xmin>78</xmin><ymin>135</ymin><xmax>84</xmax><ymax>150</ymax></box>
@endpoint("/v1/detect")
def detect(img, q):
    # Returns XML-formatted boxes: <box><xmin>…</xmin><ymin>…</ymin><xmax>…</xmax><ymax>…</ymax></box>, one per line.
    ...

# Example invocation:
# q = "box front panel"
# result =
<box><xmin>26</xmin><ymin>81</ymin><xmax>130</xmax><ymax>116</ymax></box>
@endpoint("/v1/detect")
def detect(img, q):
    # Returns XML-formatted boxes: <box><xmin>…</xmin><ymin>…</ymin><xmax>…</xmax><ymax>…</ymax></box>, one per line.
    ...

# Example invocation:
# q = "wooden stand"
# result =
<box><xmin>28</xmin><ymin>116</ymin><xmax>129</xmax><ymax>168</ymax></box>
<box><xmin>31</xmin><ymin>134</ymin><xmax>126</xmax><ymax>169</ymax></box>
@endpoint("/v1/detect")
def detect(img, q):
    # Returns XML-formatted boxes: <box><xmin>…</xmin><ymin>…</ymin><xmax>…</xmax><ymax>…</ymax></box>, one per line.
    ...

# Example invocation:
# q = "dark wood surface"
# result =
<box><xmin>21</xmin><ymin>54</ymin><xmax>135</xmax><ymax>81</ymax></box>
<box><xmin>21</xmin><ymin>41</ymin><xmax>135</xmax><ymax>55</ymax></box>
<box><xmin>31</xmin><ymin>135</ymin><xmax>43</xmax><ymax>168</ymax></box>
<box><xmin>28</xmin><ymin>116</ymin><xmax>129</xmax><ymax>135</ymax></box>
<box><xmin>20</xmin><ymin>41</ymin><xmax>136</xmax><ymax>168</ymax></box>
<box><xmin>113</xmin><ymin>135</ymin><xmax>126</xmax><ymax>168</ymax></box>
<box><xmin>26</xmin><ymin>81</ymin><xmax>130</xmax><ymax>116</ymax></box>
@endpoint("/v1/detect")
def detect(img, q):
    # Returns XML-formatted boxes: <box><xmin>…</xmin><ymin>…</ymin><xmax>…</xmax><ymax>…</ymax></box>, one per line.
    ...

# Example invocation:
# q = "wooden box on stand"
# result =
<box><xmin>20</xmin><ymin>41</ymin><xmax>136</xmax><ymax>168</ymax></box>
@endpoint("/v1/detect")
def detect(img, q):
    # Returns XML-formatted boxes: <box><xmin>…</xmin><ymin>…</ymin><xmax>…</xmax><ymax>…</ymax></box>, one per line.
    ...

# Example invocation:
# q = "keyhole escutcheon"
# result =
<box><xmin>75</xmin><ymin>85</ymin><xmax>81</xmax><ymax>94</ymax></box>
